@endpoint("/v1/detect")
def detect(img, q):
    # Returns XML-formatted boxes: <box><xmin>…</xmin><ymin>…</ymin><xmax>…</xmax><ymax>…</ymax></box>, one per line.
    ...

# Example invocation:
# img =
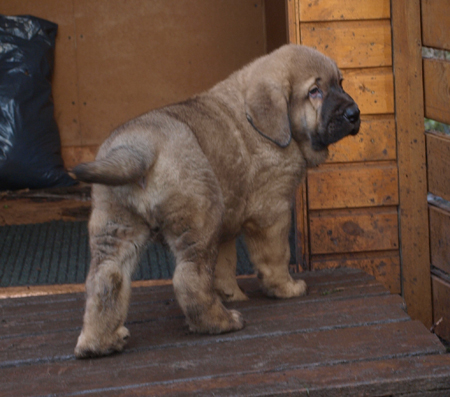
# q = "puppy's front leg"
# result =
<box><xmin>244</xmin><ymin>212</ymin><xmax>307</xmax><ymax>299</ymax></box>
<box><xmin>166</xmin><ymin>212</ymin><xmax>244</xmax><ymax>334</ymax></box>
<box><xmin>214</xmin><ymin>239</ymin><xmax>248</xmax><ymax>302</ymax></box>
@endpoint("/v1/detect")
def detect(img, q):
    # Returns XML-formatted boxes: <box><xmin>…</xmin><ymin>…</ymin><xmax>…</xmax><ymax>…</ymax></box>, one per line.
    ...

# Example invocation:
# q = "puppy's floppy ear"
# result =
<box><xmin>245</xmin><ymin>82</ymin><xmax>292</xmax><ymax>148</ymax></box>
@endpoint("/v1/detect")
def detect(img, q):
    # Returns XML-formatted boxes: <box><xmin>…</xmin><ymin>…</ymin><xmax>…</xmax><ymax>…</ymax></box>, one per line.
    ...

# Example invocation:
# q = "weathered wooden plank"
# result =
<box><xmin>309</xmin><ymin>207</ymin><xmax>399</xmax><ymax>254</ymax></box>
<box><xmin>0</xmin><ymin>269</ymin><xmax>373</xmax><ymax>315</ymax></box>
<box><xmin>1</xmin><ymin>278</ymin><xmax>387</xmax><ymax>338</ymax></box>
<box><xmin>83</xmin><ymin>355</ymin><xmax>450</xmax><ymax>397</ymax></box>
<box><xmin>0</xmin><ymin>294</ymin><xmax>408</xmax><ymax>368</ymax></box>
<box><xmin>312</xmin><ymin>251</ymin><xmax>401</xmax><ymax>294</ymax></box>
<box><xmin>426</xmin><ymin>132</ymin><xmax>450</xmax><ymax>202</ymax></box>
<box><xmin>299</xmin><ymin>0</ymin><xmax>390</xmax><ymax>21</ymax></box>
<box><xmin>0</xmin><ymin>199</ymin><xmax>91</xmax><ymax>226</ymax></box>
<box><xmin>0</xmin><ymin>321</ymin><xmax>443</xmax><ymax>397</ymax></box>
<box><xmin>301</xmin><ymin>20</ymin><xmax>392</xmax><ymax>68</ymax></box>
<box><xmin>432</xmin><ymin>275</ymin><xmax>450</xmax><ymax>341</ymax></box>
<box><xmin>307</xmin><ymin>161</ymin><xmax>398</xmax><ymax>210</ymax></box>
<box><xmin>421</xmin><ymin>0</ymin><xmax>450</xmax><ymax>51</ymax></box>
<box><xmin>327</xmin><ymin>116</ymin><xmax>396</xmax><ymax>163</ymax></box>
<box><xmin>392</xmin><ymin>0</ymin><xmax>432</xmax><ymax>327</ymax></box>
<box><xmin>429</xmin><ymin>206</ymin><xmax>450</xmax><ymax>274</ymax></box>
<box><xmin>423</xmin><ymin>58</ymin><xmax>450</xmax><ymax>125</ymax></box>
<box><xmin>342</xmin><ymin>67</ymin><xmax>394</xmax><ymax>115</ymax></box>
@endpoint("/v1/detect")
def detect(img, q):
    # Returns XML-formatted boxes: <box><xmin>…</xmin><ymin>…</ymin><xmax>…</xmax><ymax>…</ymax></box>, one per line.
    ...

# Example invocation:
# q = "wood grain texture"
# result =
<box><xmin>301</xmin><ymin>20</ymin><xmax>392</xmax><ymax>68</ymax></box>
<box><xmin>299</xmin><ymin>0</ymin><xmax>390</xmax><ymax>21</ymax></box>
<box><xmin>432</xmin><ymin>275</ymin><xmax>450</xmax><ymax>341</ymax></box>
<box><xmin>307</xmin><ymin>161</ymin><xmax>399</xmax><ymax>210</ymax></box>
<box><xmin>312</xmin><ymin>250</ymin><xmax>401</xmax><ymax>293</ymax></box>
<box><xmin>423</xmin><ymin>58</ymin><xmax>450</xmax><ymax>125</ymax></box>
<box><xmin>287</xmin><ymin>0</ymin><xmax>300</xmax><ymax>44</ymax></box>
<box><xmin>421</xmin><ymin>0</ymin><xmax>450</xmax><ymax>51</ymax></box>
<box><xmin>427</xmin><ymin>132</ymin><xmax>450</xmax><ymax>202</ymax></box>
<box><xmin>392</xmin><ymin>0</ymin><xmax>432</xmax><ymax>327</ymax></box>
<box><xmin>309</xmin><ymin>207</ymin><xmax>399</xmax><ymax>255</ymax></box>
<box><xmin>327</xmin><ymin>116</ymin><xmax>396</xmax><ymax>163</ymax></box>
<box><xmin>342</xmin><ymin>67</ymin><xmax>395</xmax><ymax>115</ymax></box>
<box><xmin>1</xmin><ymin>269</ymin><xmax>449</xmax><ymax>396</ymax></box>
<box><xmin>429</xmin><ymin>206</ymin><xmax>450</xmax><ymax>274</ymax></box>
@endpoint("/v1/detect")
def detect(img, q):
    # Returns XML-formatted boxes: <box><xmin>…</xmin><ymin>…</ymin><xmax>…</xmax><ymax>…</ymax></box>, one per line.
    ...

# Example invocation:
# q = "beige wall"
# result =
<box><xmin>0</xmin><ymin>0</ymin><xmax>286</xmax><ymax>166</ymax></box>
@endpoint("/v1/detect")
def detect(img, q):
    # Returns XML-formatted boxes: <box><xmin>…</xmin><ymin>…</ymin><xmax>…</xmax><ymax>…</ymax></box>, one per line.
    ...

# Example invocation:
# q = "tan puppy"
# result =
<box><xmin>72</xmin><ymin>44</ymin><xmax>360</xmax><ymax>358</ymax></box>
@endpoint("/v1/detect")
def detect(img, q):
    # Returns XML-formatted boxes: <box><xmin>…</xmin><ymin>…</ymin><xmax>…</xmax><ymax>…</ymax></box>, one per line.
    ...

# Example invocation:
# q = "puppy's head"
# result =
<box><xmin>244</xmin><ymin>44</ymin><xmax>360</xmax><ymax>151</ymax></box>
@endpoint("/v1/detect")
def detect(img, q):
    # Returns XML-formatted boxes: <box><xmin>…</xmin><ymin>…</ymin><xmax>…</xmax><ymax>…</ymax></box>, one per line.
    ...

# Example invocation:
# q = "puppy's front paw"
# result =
<box><xmin>264</xmin><ymin>278</ymin><xmax>307</xmax><ymax>299</ymax></box>
<box><xmin>188</xmin><ymin>306</ymin><xmax>245</xmax><ymax>335</ymax></box>
<box><xmin>74</xmin><ymin>326</ymin><xmax>130</xmax><ymax>359</ymax></box>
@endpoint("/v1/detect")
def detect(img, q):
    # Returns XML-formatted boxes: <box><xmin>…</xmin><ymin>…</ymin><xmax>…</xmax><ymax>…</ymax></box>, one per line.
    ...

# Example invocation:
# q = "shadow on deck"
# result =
<box><xmin>1</xmin><ymin>268</ymin><xmax>450</xmax><ymax>396</ymax></box>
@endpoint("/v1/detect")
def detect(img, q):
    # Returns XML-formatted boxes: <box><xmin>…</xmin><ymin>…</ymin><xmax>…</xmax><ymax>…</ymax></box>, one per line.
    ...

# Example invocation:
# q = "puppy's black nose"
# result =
<box><xmin>344</xmin><ymin>104</ymin><xmax>360</xmax><ymax>123</ymax></box>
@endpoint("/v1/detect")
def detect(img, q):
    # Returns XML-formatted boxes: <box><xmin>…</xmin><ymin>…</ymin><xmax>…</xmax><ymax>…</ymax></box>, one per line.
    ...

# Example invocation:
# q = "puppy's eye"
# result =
<box><xmin>309</xmin><ymin>87</ymin><xmax>322</xmax><ymax>99</ymax></box>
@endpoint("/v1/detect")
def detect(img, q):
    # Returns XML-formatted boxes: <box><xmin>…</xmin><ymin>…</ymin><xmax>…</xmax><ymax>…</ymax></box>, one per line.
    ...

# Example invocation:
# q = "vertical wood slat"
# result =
<box><xmin>432</xmin><ymin>275</ymin><xmax>450</xmax><ymax>341</ymax></box>
<box><xmin>423</xmin><ymin>58</ymin><xmax>450</xmax><ymax>125</ymax></box>
<box><xmin>421</xmin><ymin>0</ymin><xmax>450</xmax><ymax>51</ymax></box>
<box><xmin>429</xmin><ymin>206</ymin><xmax>450</xmax><ymax>275</ymax></box>
<box><xmin>392</xmin><ymin>0</ymin><xmax>432</xmax><ymax>327</ymax></box>
<box><xmin>426</xmin><ymin>132</ymin><xmax>450</xmax><ymax>202</ymax></box>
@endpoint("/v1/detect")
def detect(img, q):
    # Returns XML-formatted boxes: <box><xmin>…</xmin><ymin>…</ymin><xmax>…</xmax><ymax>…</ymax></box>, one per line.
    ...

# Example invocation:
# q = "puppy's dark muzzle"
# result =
<box><xmin>344</xmin><ymin>103</ymin><xmax>361</xmax><ymax>135</ymax></box>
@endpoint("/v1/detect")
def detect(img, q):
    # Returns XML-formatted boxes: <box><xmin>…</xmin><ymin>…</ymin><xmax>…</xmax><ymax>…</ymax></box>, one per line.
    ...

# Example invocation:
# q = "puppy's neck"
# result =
<box><xmin>299</xmin><ymin>143</ymin><xmax>329</xmax><ymax>168</ymax></box>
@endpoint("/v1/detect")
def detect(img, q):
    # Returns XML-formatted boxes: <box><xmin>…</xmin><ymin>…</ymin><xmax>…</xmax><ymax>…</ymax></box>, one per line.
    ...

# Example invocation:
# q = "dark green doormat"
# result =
<box><xmin>0</xmin><ymin>220</ymin><xmax>256</xmax><ymax>287</ymax></box>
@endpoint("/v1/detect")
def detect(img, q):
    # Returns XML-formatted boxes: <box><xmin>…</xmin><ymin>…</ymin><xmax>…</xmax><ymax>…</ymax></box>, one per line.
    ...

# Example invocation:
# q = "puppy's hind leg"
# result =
<box><xmin>75</xmin><ymin>207</ymin><xmax>149</xmax><ymax>358</ymax></box>
<box><xmin>244</xmin><ymin>211</ymin><xmax>307</xmax><ymax>299</ymax></box>
<box><xmin>214</xmin><ymin>239</ymin><xmax>248</xmax><ymax>302</ymax></box>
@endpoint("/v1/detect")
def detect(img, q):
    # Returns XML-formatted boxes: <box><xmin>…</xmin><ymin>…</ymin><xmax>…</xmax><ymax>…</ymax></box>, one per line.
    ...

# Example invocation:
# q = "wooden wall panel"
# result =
<box><xmin>426</xmin><ymin>132</ymin><xmax>450</xmax><ymax>202</ymax></box>
<box><xmin>301</xmin><ymin>20</ymin><xmax>392</xmax><ymax>68</ymax></box>
<box><xmin>423</xmin><ymin>58</ymin><xmax>450</xmax><ymax>125</ymax></box>
<box><xmin>312</xmin><ymin>251</ymin><xmax>401</xmax><ymax>293</ymax></box>
<box><xmin>292</xmin><ymin>0</ymin><xmax>399</xmax><ymax>294</ymax></box>
<box><xmin>421</xmin><ymin>0</ymin><xmax>450</xmax><ymax>51</ymax></box>
<box><xmin>307</xmin><ymin>162</ymin><xmax>398</xmax><ymax>210</ymax></box>
<box><xmin>327</xmin><ymin>116</ymin><xmax>396</xmax><ymax>163</ymax></box>
<box><xmin>342</xmin><ymin>68</ymin><xmax>394</xmax><ymax>115</ymax></box>
<box><xmin>0</xmin><ymin>0</ymin><xmax>80</xmax><ymax>147</ymax></box>
<box><xmin>73</xmin><ymin>0</ymin><xmax>267</xmax><ymax>146</ymax></box>
<box><xmin>432</xmin><ymin>276</ymin><xmax>450</xmax><ymax>341</ymax></box>
<box><xmin>429</xmin><ymin>206</ymin><xmax>450</xmax><ymax>275</ymax></box>
<box><xmin>309</xmin><ymin>208</ymin><xmax>399</xmax><ymax>255</ymax></box>
<box><xmin>300</xmin><ymin>0</ymin><xmax>390</xmax><ymax>21</ymax></box>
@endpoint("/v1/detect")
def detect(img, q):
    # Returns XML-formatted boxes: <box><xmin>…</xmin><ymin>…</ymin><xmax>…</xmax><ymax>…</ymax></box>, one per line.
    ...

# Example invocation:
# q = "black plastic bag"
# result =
<box><xmin>0</xmin><ymin>15</ymin><xmax>75</xmax><ymax>190</ymax></box>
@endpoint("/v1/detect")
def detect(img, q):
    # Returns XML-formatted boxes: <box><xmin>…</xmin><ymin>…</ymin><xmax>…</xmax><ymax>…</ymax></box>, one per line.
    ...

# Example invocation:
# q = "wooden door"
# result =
<box><xmin>287</xmin><ymin>0</ymin><xmax>401</xmax><ymax>294</ymax></box>
<box><xmin>287</xmin><ymin>0</ymin><xmax>450</xmax><ymax>331</ymax></box>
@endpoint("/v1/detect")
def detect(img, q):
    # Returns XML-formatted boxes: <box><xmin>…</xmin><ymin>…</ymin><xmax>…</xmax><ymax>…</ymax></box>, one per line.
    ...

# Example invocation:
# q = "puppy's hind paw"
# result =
<box><xmin>74</xmin><ymin>326</ymin><xmax>130</xmax><ymax>359</ymax></box>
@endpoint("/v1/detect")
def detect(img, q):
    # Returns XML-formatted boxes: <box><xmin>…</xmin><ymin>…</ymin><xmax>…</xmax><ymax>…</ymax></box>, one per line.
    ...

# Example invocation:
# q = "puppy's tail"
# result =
<box><xmin>70</xmin><ymin>146</ymin><xmax>154</xmax><ymax>186</ymax></box>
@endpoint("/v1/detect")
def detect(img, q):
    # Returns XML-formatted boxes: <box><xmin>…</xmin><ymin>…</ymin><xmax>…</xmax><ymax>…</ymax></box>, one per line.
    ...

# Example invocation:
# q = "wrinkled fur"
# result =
<box><xmin>73</xmin><ymin>44</ymin><xmax>360</xmax><ymax>358</ymax></box>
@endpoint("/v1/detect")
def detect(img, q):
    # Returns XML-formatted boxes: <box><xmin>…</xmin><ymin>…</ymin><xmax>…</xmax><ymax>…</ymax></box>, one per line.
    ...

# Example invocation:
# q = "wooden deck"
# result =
<box><xmin>1</xmin><ymin>268</ymin><xmax>450</xmax><ymax>396</ymax></box>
